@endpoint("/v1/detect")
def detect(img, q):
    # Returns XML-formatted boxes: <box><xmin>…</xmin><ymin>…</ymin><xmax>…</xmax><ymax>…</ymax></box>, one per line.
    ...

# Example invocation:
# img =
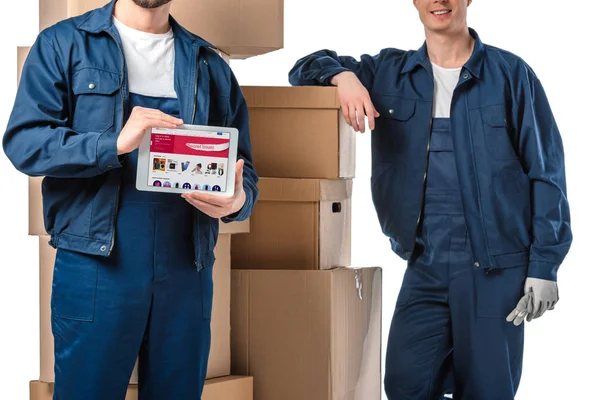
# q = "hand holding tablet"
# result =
<box><xmin>136</xmin><ymin>124</ymin><xmax>239</xmax><ymax>197</ymax></box>
<box><xmin>181</xmin><ymin>159</ymin><xmax>247</xmax><ymax>218</ymax></box>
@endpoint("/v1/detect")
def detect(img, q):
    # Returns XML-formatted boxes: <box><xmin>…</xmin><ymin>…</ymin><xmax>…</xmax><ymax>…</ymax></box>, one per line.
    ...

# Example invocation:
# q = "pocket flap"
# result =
<box><xmin>481</xmin><ymin>104</ymin><xmax>508</xmax><ymax>127</ymax></box>
<box><xmin>372</xmin><ymin>95</ymin><xmax>416</xmax><ymax>121</ymax></box>
<box><xmin>72</xmin><ymin>68</ymin><xmax>120</xmax><ymax>95</ymax></box>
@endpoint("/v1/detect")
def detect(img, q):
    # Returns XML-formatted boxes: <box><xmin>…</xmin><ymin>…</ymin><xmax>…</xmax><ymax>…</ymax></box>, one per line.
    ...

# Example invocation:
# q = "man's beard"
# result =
<box><xmin>132</xmin><ymin>0</ymin><xmax>172</xmax><ymax>9</ymax></box>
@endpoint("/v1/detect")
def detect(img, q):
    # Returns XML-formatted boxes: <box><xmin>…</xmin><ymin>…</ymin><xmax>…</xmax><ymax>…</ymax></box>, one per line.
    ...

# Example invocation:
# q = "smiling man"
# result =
<box><xmin>289</xmin><ymin>0</ymin><xmax>572</xmax><ymax>399</ymax></box>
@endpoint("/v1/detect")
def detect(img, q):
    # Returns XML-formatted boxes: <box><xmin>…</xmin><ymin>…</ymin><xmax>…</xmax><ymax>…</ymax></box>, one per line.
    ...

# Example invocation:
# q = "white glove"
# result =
<box><xmin>506</xmin><ymin>278</ymin><xmax>559</xmax><ymax>326</ymax></box>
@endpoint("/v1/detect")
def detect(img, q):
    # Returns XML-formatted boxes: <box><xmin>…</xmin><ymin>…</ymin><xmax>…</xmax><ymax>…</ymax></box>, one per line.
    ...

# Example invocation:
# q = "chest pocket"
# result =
<box><xmin>481</xmin><ymin>104</ymin><xmax>518</xmax><ymax>160</ymax></box>
<box><xmin>71</xmin><ymin>68</ymin><xmax>120</xmax><ymax>133</ymax></box>
<box><xmin>208</xmin><ymin>95</ymin><xmax>229</xmax><ymax>126</ymax></box>
<box><xmin>370</xmin><ymin>94</ymin><xmax>417</xmax><ymax>164</ymax></box>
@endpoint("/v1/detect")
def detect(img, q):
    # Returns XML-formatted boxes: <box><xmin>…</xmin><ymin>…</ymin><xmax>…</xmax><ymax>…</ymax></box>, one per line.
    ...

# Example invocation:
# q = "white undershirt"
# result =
<box><xmin>113</xmin><ymin>16</ymin><xmax>177</xmax><ymax>98</ymax></box>
<box><xmin>431</xmin><ymin>62</ymin><xmax>462</xmax><ymax>118</ymax></box>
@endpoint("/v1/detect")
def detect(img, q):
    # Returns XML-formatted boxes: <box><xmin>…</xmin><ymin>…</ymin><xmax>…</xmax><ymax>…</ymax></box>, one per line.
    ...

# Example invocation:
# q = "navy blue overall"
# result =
<box><xmin>384</xmin><ymin>118</ymin><xmax>526</xmax><ymax>400</ymax></box>
<box><xmin>51</xmin><ymin>94</ymin><xmax>213</xmax><ymax>400</ymax></box>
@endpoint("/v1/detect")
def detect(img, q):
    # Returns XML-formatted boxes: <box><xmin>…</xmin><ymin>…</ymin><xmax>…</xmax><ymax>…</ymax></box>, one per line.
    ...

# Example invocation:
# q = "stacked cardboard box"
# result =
<box><xmin>30</xmin><ymin>376</ymin><xmax>253</xmax><ymax>400</ymax></box>
<box><xmin>20</xmin><ymin>0</ymin><xmax>284</xmax><ymax>398</ymax></box>
<box><xmin>38</xmin><ymin>0</ymin><xmax>283</xmax><ymax>59</ymax></box>
<box><xmin>229</xmin><ymin>86</ymin><xmax>383</xmax><ymax>400</ymax></box>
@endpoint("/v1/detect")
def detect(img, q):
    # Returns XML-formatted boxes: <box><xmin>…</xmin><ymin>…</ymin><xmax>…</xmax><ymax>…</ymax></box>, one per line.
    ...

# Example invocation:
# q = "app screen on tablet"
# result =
<box><xmin>147</xmin><ymin>127</ymin><xmax>231</xmax><ymax>192</ymax></box>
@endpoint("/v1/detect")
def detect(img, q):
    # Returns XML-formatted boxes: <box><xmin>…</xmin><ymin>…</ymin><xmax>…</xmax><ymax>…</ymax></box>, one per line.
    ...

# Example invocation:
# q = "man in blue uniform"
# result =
<box><xmin>3</xmin><ymin>0</ymin><xmax>258</xmax><ymax>399</ymax></box>
<box><xmin>289</xmin><ymin>0</ymin><xmax>572</xmax><ymax>399</ymax></box>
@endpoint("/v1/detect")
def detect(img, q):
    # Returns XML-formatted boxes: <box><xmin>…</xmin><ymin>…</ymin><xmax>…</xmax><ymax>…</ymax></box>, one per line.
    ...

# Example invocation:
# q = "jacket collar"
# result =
<box><xmin>76</xmin><ymin>0</ymin><xmax>213</xmax><ymax>48</ymax></box>
<box><xmin>401</xmin><ymin>27</ymin><xmax>484</xmax><ymax>78</ymax></box>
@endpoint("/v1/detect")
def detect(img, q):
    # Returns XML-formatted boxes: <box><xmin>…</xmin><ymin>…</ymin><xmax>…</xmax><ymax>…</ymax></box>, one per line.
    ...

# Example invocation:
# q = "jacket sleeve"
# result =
<box><xmin>221</xmin><ymin>71</ymin><xmax>259</xmax><ymax>223</ymax></box>
<box><xmin>515</xmin><ymin>65</ymin><xmax>572</xmax><ymax>281</ymax></box>
<box><xmin>2</xmin><ymin>33</ymin><xmax>122</xmax><ymax>178</ymax></box>
<box><xmin>288</xmin><ymin>49</ymin><xmax>381</xmax><ymax>90</ymax></box>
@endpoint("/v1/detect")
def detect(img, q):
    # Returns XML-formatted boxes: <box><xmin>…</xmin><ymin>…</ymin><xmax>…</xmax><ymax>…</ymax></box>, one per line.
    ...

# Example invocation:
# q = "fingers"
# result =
<box><xmin>157</xmin><ymin>110</ymin><xmax>184</xmax><ymax>125</ymax></box>
<box><xmin>145</xmin><ymin>118</ymin><xmax>181</xmax><ymax>129</ymax></box>
<box><xmin>182</xmin><ymin>195</ymin><xmax>226</xmax><ymax>218</ymax></box>
<box><xmin>133</xmin><ymin>106</ymin><xmax>184</xmax><ymax>127</ymax></box>
<box><xmin>342</xmin><ymin>104</ymin><xmax>352</xmax><ymax>127</ymax></box>
<box><xmin>535</xmin><ymin>301</ymin><xmax>550</xmax><ymax>319</ymax></box>
<box><xmin>235</xmin><ymin>159</ymin><xmax>245</xmax><ymax>186</ymax></box>
<box><xmin>365</xmin><ymin>101</ymin><xmax>376</xmax><ymax>131</ymax></box>
<box><xmin>357</xmin><ymin>104</ymin><xmax>366</xmax><ymax>133</ymax></box>
<box><xmin>348</xmin><ymin>104</ymin><xmax>359</xmax><ymax>132</ymax></box>
<box><xmin>184</xmin><ymin>191</ymin><xmax>230</xmax><ymax>207</ymax></box>
<box><xmin>507</xmin><ymin>294</ymin><xmax>530</xmax><ymax>326</ymax></box>
<box><xmin>506</xmin><ymin>308</ymin><xmax>519</xmax><ymax>323</ymax></box>
<box><xmin>513</xmin><ymin>309</ymin><xmax>528</xmax><ymax>326</ymax></box>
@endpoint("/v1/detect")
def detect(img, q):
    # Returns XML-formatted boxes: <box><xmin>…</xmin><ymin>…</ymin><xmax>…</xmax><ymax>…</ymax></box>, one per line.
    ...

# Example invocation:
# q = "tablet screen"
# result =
<box><xmin>147</xmin><ymin>127</ymin><xmax>231</xmax><ymax>192</ymax></box>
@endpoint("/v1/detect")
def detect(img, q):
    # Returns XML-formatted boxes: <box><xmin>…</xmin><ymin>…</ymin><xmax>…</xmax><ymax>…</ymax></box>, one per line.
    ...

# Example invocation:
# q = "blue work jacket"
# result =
<box><xmin>289</xmin><ymin>29</ymin><xmax>571</xmax><ymax>281</ymax></box>
<box><xmin>3</xmin><ymin>0</ymin><xmax>259</xmax><ymax>271</ymax></box>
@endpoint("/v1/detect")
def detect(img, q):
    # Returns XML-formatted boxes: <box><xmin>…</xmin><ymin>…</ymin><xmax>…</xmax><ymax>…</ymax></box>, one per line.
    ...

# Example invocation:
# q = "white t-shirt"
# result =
<box><xmin>431</xmin><ymin>62</ymin><xmax>462</xmax><ymax>118</ymax></box>
<box><xmin>113</xmin><ymin>17</ymin><xmax>177</xmax><ymax>98</ymax></box>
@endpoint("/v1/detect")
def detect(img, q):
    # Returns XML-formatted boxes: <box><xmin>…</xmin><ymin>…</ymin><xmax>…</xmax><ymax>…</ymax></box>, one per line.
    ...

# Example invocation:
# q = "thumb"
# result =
<box><xmin>236</xmin><ymin>159</ymin><xmax>245</xmax><ymax>182</ymax></box>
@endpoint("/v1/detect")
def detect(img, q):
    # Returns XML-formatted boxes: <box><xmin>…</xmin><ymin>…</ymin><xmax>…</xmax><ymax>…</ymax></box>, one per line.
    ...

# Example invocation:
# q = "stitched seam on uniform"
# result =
<box><xmin>425</xmin><ymin>326</ymin><xmax>451</xmax><ymax>399</ymax></box>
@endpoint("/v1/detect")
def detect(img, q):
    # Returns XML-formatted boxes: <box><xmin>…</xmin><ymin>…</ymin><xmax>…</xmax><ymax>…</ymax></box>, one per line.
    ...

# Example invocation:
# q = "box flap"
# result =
<box><xmin>202</xmin><ymin>376</ymin><xmax>253</xmax><ymax>400</ymax></box>
<box><xmin>242</xmin><ymin>86</ymin><xmax>340</xmax><ymax>109</ymax></box>
<box><xmin>257</xmin><ymin>178</ymin><xmax>352</xmax><ymax>202</ymax></box>
<box><xmin>219</xmin><ymin>219</ymin><xmax>250</xmax><ymax>234</ymax></box>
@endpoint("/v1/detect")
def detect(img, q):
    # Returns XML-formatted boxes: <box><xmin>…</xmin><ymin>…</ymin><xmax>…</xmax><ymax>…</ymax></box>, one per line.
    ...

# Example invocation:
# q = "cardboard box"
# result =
<box><xmin>231</xmin><ymin>268</ymin><xmax>382</xmax><ymax>400</ymax></box>
<box><xmin>28</xmin><ymin>176</ymin><xmax>248</xmax><ymax>236</ymax></box>
<box><xmin>201</xmin><ymin>375</ymin><xmax>253</xmax><ymax>400</ymax></box>
<box><xmin>232</xmin><ymin>178</ymin><xmax>352</xmax><ymax>270</ymax></box>
<box><xmin>38</xmin><ymin>0</ymin><xmax>283</xmax><ymax>59</ymax></box>
<box><xmin>241</xmin><ymin>86</ymin><xmax>355</xmax><ymax>179</ymax></box>
<box><xmin>39</xmin><ymin>233</ymin><xmax>235</xmax><ymax>382</ymax></box>
<box><xmin>30</xmin><ymin>375</ymin><xmax>253</xmax><ymax>399</ymax></box>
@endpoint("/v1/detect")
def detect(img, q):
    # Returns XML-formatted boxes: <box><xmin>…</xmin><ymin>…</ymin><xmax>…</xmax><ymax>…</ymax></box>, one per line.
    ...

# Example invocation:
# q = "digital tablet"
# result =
<box><xmin>136</xmin><ymin>124</ymin><xmax>239</xmax><ymax>197</ymax></box>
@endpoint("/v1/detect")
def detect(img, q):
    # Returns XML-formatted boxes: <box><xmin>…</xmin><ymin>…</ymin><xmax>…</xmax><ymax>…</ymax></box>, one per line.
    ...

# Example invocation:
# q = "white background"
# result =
<box><xmin>0</xmin><ymin>0</ymin><xmax>597</xmax><ymax>399</ymax></box>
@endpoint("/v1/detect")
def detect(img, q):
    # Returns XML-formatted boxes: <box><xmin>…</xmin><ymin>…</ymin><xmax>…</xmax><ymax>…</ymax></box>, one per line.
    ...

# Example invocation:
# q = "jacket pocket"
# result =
<box><xmin>475</xmin><ymin>264</ymin><xmax>527</xmax><ymax>319</ymax></box>
<box><xmin>481</xmin><ymin>104</ymin><xmax>518</xmax><ymax>160</ymax></box>
<box><xmin>71</xmin><ymin>68</ymin><xmax>120</xmax><ymax>133</ymax></box>
<box><xmin>208</xmin><ymin>95</ymin><xmax>229</xmax><ymax>126</ymax></box>
<box><xmin>51</xmin><ymin>248</ymin><xmax>98</xmax><ymax>322</ymax></box>
<box><xmin>370</xmin><ymin>95</ymin><xmax>417</xmax><ymax>164</ymax></box>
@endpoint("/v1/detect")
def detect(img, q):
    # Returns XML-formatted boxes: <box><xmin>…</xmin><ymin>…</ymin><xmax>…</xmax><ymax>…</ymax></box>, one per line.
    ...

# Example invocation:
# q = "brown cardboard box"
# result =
<box><xmin>39</xmin><ymin>234</ymin><xmax>235</xmax><ymax>382</ymax></box>
<box><xmin>231</xmin><ymin>268</ymin><xmax>382</xmax><ymax>400</ymax></box>
<box><xmin>28</xmin><ymin>176</ymin><xmax>248</xmax><ymax>236</ymax></box>
<box><xmin>30</xmin><ymin>375</ymin><xmax>253</xmax><ymax>399</ymax></box>
<box><xmin>232</xmin><ymin>178</ymin><xmax>352</xmax><ymax>270</ymax></box>
<box><xmin>241</xmin><ymin>86</ymin><xmax>356</xmax><ymax>179</ymax></box>
<box><xmin>201</xmin><ymin>376</ymin><xmax>254</xmax><ymax>399</ymax></box>
<box><xmin>38</xmin><ymin>0</ymin><xmax>283</xmax><ymax>59</ymax></box>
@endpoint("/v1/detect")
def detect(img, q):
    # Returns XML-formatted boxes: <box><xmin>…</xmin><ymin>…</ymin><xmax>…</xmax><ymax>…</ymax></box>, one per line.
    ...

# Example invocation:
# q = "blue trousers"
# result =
<box><xmin>384</xmin><ymin>119</ymin><xmax>526</xmax><ymax>400</ymax></box>
<box><xmin>51</xmin><ymin>185</ymin><xmax>213</xmax><ymax>399</ymax></box>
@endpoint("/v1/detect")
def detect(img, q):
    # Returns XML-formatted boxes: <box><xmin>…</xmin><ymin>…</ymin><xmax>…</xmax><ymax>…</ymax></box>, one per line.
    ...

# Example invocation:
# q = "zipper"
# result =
<box><xmin>191</xmin><ymin>47</ymin><xmax>201</xmax><ymax>124</ymax></box>
<box><xmin>463</xmin><ymin>94</ymin><xmax>493</xmax><ymax>268</ymax></box>
<box><xmin>107</xmin><ymin>28</ymin><xmax>126</xmax><ymax>255</ymax></box>
<box><xmin>409</xmin><ymin>110</ymin><xmax>433</xmax><ymax>257</ymax></box>
<box><xmin>408</xmin><ymin>69</ymin><xmax>435</xmax><ymax>258</ymax></box>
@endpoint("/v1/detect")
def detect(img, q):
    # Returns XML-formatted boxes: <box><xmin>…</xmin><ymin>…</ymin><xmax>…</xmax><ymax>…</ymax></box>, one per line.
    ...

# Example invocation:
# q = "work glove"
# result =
<box><xmin>506</xmin><ymin>278</ymin><xmax>559</xmax><ymax>326</ymax></box>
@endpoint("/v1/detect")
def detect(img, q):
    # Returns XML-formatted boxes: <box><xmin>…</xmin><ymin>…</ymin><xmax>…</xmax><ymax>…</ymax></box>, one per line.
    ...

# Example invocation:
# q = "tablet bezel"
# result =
<box><xmin>136</xmin><ymin>124</ymin><xmax>239</xmax><ymax>197</ymax></box>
